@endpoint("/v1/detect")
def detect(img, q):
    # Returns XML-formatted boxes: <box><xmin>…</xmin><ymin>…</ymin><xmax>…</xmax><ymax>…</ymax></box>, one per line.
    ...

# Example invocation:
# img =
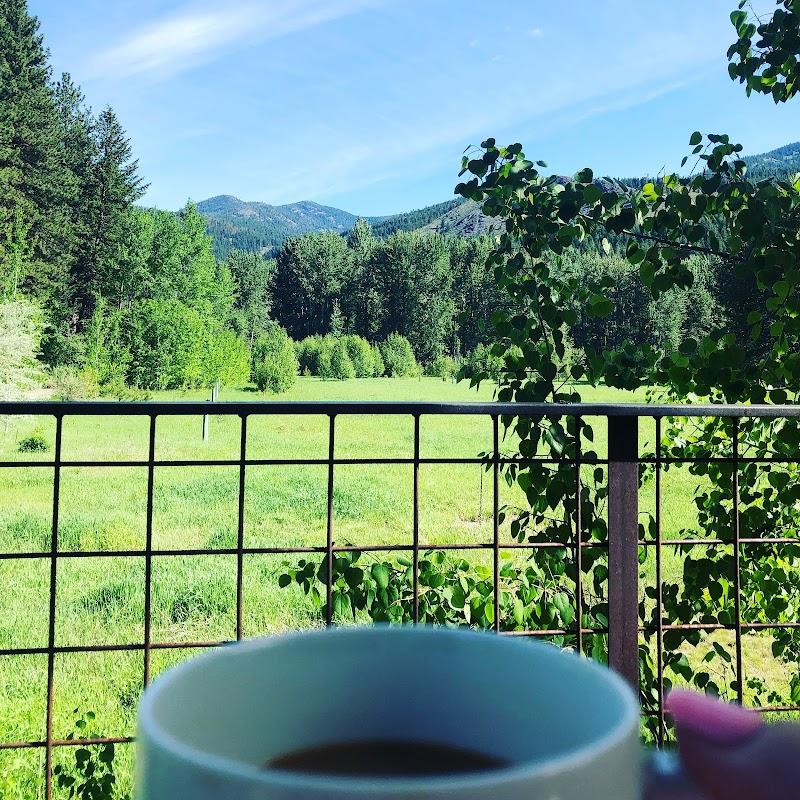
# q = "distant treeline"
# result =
<box><xmin>249</xmin><ymin>221</ymin><xmax>726</xmax><ymax>370</ymax></box>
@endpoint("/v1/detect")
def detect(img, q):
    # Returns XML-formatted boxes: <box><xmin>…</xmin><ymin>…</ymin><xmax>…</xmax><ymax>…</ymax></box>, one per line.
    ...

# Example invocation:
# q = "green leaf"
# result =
<box><xmin>553</xmin><ymin>592</ymin><xmax>574</xmax><ymax>626</ymax></box>
<box><xmin>344</xmin><ymin>566</ymin><xmax>364</xmax><ymax>589</ymax></box>
<box><xmin>513</xmin><ymin>598</ymin><xmax>524</xmax><ymax>625</ymax></box>
<box><xmin>277</xmin><ymin>573</ymin><xmax>292</xmax><ymax>588</ymax></box>
<box><xmin>557</xmin><ymin>225</ymin><xmax>580</xmax><ymax>244</ymax></box>
<box><xmin>583</xmin><ymin>184</ymin><xmax>602</xmax><ymax>204</ymax></box>
<box><xmin>587</xmin><ymin>294</ymin><xmax>613</xmax><ymax>318</ymax></box>
<box><xmin>99</xmin><ymin>743</ymin><xmax>115</xmax><ymax>764</ymax></box>
<box><xmin>673</xmin><ymin>653</ymin><xmax>693</xmax><ymax>681</ymax></box>
<box><xmin>689</xmin><ymin>131</ymin><xmax>703</xmax><ymax>146</ymax></box>
<box><xmin>371</xmin><ymin>563</ymin><xmax>390</xmax><ymax>589</ymax></box>
<box><xmin>332</xmin><ymin>591</ymin><xmax>351</xmax><ymax>618</ymax></box>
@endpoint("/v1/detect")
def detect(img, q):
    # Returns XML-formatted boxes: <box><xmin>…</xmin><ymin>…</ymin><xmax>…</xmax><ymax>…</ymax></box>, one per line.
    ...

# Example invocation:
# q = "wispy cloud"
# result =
<box><xmin>528</xmin><ymin>27</ymin><xmax>543</xmax><ymax>38</ymax></box>
<box><xmin>87</xmin><ymin>0</ymin><xmax>377</xmax><ymax>79</ymax></box>
<box><xmin>261</xmin><ymin>37</ymin><xmax>720</xmax><ymax>204</ymax></box>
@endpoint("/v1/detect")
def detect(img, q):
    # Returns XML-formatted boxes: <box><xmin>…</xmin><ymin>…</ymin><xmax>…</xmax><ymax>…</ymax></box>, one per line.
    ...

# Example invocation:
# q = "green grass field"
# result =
<box><xmin>0</xmin><ymin>377</ymin><xmax>793</xmax><ymax>796</ymax></box>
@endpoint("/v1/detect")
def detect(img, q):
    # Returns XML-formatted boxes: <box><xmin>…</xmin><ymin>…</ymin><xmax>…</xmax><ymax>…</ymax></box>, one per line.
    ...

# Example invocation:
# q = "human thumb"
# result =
<box><xmin>665</xmin><ymin>689</ymin><xmax>800</xmax><ymax>800</ymax></box>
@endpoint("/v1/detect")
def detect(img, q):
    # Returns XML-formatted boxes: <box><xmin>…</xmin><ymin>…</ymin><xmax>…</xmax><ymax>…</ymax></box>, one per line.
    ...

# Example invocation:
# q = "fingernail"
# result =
<box><xmin>665</xmin><ymin>689</ymin><xmax>763</xmax><ymax>744</ymax></box>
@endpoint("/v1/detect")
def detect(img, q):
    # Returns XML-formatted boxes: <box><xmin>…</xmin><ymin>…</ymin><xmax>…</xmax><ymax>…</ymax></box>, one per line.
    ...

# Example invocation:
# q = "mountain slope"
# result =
<box><xmin>198</xmin><ymin>140</ymin><xmax>800</xmax><ymax>259</ymax></box>
<box><xmin>370</xmin><ymin>198</ymin><xmax>464</xmax><ymax>237</ymax></box>
<box><xmin>420</xmin><ymin>198</ymin><xmax>500</xmax><ymax>236</ymax></box>
<box><xmin>744</xmin><ymin>141</ymin><xmax>800</xmax><ymax>180</ymax></box>
<box><xmin>198</xmin><ymin>196</ymin><xmax>363</xmax><ymax>259</ymax></box>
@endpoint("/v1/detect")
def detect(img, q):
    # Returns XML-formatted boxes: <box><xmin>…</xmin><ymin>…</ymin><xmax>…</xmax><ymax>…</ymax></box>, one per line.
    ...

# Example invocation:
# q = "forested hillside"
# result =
<box><xmin>744</xmin><ymin>141</ymin><xmax>800</xmax><ymax>180</ymax></box>
<box><xmin>198</xmin><ymin>195</ymin><xmax>365</xmax><ymax>260</ymax></box>
<box><xmin>369</xmin><ymin>198</ymin><xmax>463</xmax><ymax>237</ymax></box>
<box><xmin>197</xmin><ymin>143</ymin><xmax>800</xmax><ymax>256</ymax></box>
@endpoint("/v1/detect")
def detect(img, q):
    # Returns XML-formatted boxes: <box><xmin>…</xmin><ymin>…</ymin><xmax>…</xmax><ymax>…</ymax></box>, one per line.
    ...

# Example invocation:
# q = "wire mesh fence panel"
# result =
<box><xmin>1</xmin><ymin>400</ymin><xmax>800</xmax><ymax>797</ymax></box>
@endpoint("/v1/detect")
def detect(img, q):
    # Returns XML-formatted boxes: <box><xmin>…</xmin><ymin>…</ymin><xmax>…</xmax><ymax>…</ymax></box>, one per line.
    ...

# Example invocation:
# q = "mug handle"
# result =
<box><xmin>642</xmin><ymin>749</ymin><xmax>707</xmax><ymax>799</ymax></box>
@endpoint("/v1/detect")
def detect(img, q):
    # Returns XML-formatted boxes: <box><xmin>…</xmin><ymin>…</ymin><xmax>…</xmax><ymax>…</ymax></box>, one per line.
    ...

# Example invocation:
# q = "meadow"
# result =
<box><xmin>0</xmin><ymin>377</ymin><xmax>791</xmax><ymax>796</ymax></box>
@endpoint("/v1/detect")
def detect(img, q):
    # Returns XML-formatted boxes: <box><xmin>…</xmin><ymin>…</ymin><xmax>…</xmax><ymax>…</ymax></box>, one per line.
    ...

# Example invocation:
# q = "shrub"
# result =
<box><xmin>204</xmin><ymin>327</ymin><xmax>250</xmax><ymax>387</ymax></box>
<box><xmin>328</xmin><ymin>337</ymin><xmax>355</xmax><ymax>380</ymax></box>
<box><xmin>47</xmin><ymin>366</ymin><xmax>98</xmax><ymax>400</ymax></box>
<box><xmin>252</xmin><ymin>326</ymin><xmax>298</xmax><ymax>393</ymax></box>
<box><xmin>344</xmin><ymin>335</ymin><xmax>374</xmax><ymax>378</ymax></box>
<box><xmin>119</xmin><ymin>300</ymin><xmax>248</xmax><ymax>390</ymax></box>
<box><xmin>17</xmin><ymin>428</ymin><xmax>49</xmax><ymax>453</ymax></box>
<box><xmin>317</xmin><ymin>336</ymin><xmax>334</xmax><ymax>379</ymax></box>
<box><xmin>461</xmin><ymin>343</ymin><xmax>505</xmax><ymax>382</ymax></box>
<box><xmin>296</xmin><ymin>336</ymin><xmax>323</xmax><ymax>375</ymax></box>
<box><xmin>379</xmin><ymin>334</ymin><xmax>419</xmax><ymax>377</ymax></box>
<box><xmin>371</xmin><ymin>343</ymin><xmax>385</xmax><ymax>376</ymax></box>
<box><xmin>0</xmin><ymin>299</ymin><xmax>44</xmax><ymax>399</ymax></box>
<box><xmin>278</xmin><ymin>549</ymin><xmax>576</xmax><ymax>632</ymax></box>
<box><xmin>80</xmin><ymin>297</ymin><xmax>129</xmax><ymax>393</ymax></box>
<box><xmin>425</xmin><ymin>355</ymin><xmax>458</xmax><ymax>380</ymax></box>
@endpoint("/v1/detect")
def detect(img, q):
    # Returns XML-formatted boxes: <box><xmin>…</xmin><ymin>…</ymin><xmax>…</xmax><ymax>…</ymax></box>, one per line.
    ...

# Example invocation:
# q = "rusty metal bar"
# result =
<box><xmin>654</xmin><ymin>417</ymin><xmax>665</xmax><ymax>746</ymax></box>
<box><xmin>0</xmin><ymin>540</ymin><xmax>609</xmax><ymax>565</ymax></box>
<box><xmin>236</xmin><ymin>414</ymin><xmax>248</xmax><ymax>640</ymax></box>
<box><xmin>5</xmin><ymin>399</ymin><xmax>800</xmax><ymax>417</ymax></box>
<box><xmin>143</xmin><ymin>415</ymin><xmax>156</xmax><ymax>687</ymax></box>
<box><xmin>492</xmin><ymin>415</ymin><xmax>500</xmax><ymax>633</ymax></box>
<box><xmin>413</xmin><ymin>414</ymin><xmax>420</xmax><ymax>624</ymax></box>
<box><xmin>732</xmin><ymin>419</ymin><xmax>744</xmax><ymax>705</ymax></box>
<box><xmin>574</xmin><ymin>416</ymin><xmax>583</xmax><ymax>654</ymax></box>
<box><xmin>0</xmin><ymin>455</ymin><xmax>603</xmax><ymax>469</ymax></box>
<box><xmin>607</xmin><ymin>415</ymin><xmax>640</xmax><ymax>691</ymax></box>
<box><xmin>325</xmin><ymin>414</ymin><xmax>336</xmax><ymax>625</ymax></box>
<box><xmin>44</xmin><ymin>414</ymin><xmax>63</xmax><ymax>800</ymax></box>
<box><xmin>9</xmin><ymin>453</ymin><xmax>800</xmax><ymax>468</ymax></box>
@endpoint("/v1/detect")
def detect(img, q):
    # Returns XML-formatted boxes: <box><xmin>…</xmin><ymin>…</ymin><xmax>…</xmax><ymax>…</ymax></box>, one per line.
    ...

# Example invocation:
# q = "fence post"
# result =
<box><xmin>202</xmin><ymin>380</ymin><xmax>219</xmax><ymax>442</ymax></box>
<box><xmin>607</xmin><ymin>415</ymin><xmax>640</xmax><ymax>691</ymax></box>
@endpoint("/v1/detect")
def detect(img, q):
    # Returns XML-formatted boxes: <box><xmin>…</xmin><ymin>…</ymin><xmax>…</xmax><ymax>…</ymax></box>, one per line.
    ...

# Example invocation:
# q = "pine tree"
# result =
<box><xmin>329</xmin><ymin>299</ymin><xmax>345</xmax><ymax>337</ymax></box>
<box><xmin>53</xmin><ymin>72</ymin><xmax>96</xmax><ymax>311</ymax></box>
<box><xmin>80</xmin><ymin>106</ymin><xmax>147</xmax><ymax>316</ymax></box>
<box><xmin>0</xmin><ymin>0</ymin><xmax>73</xmax><ymax>315</ymax></box>
<box><xmin>346</xmin><ymin>217</ymin><xmax>374</xmax><ymax>252</ymax></box>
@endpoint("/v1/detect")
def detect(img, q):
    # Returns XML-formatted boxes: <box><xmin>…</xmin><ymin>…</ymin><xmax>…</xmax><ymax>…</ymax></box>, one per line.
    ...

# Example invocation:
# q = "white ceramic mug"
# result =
<box><xmin>137</xmin><ymin>626</ymin><xmax>702</xmax><ymax>799</ymax></box>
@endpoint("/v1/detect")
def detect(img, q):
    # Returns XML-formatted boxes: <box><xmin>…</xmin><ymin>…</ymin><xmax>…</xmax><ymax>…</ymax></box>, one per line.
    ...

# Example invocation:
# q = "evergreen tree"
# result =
<box><xmin>329</xmin><ymin>299</ymin><xmax>345</xmax><ymax>337</ymax></box>
<box><xmin>0</xmin><ymin>0</ymin><xmax>73</xmax><ymax>316</ymax></box>
<box><xmin>346</xmin><ymin>217</ymin><xmax>374</xmax><ymax>252</ymax></box>
<box><xmin>82</xmin><ymin>106</ymin><xmax>146</xmax><ymax>316</ymax></box>
<box><xmin>52</xmin><ymin>72</ymin><xmax>95</xmax><ymax>311</ymax></box>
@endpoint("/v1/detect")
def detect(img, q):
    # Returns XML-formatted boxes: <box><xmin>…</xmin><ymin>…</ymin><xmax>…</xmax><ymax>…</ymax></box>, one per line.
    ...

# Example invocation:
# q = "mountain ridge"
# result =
<box><xmin>199</xmin><ymin>140</ymin><xmax>800</xmax><ymax>259</ymax></box>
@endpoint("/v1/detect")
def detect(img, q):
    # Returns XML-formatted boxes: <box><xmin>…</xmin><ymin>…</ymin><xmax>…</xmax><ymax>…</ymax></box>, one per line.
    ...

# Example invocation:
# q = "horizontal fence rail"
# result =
<box><xmin>1</xmin><ymin>399</ymin><xmax>800</xmax><ymax>797</ymax></box>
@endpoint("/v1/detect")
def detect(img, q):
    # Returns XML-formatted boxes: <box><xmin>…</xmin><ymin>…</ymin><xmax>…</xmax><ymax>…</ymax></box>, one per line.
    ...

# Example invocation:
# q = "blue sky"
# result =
<box><xmin>30</xmin><ymin>0</ymin><xmax>800</xmax><ymax>215</ymax></box>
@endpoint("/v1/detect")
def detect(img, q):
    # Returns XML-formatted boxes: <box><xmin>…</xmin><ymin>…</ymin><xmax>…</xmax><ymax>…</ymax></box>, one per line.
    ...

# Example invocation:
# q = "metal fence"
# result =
<box><xmin>1</xmin><ymin>399</ymin><xmax>799</xmax><ymax>798</ymax></box>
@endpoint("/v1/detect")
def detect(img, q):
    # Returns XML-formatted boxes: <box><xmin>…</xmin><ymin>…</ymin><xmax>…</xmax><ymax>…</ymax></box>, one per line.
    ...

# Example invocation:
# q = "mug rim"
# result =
<box><xmin>138</xmin><ymin>626</ymin><xmax>639</xmax><ymax>794</ymax></box>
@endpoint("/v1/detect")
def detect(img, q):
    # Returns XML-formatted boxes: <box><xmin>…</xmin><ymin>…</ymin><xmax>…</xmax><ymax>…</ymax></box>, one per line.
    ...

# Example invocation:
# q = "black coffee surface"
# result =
<box><xmin>267</xmin><ymin>739</ymin><xmax>508</xmax><ymax>777</ymax></box>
